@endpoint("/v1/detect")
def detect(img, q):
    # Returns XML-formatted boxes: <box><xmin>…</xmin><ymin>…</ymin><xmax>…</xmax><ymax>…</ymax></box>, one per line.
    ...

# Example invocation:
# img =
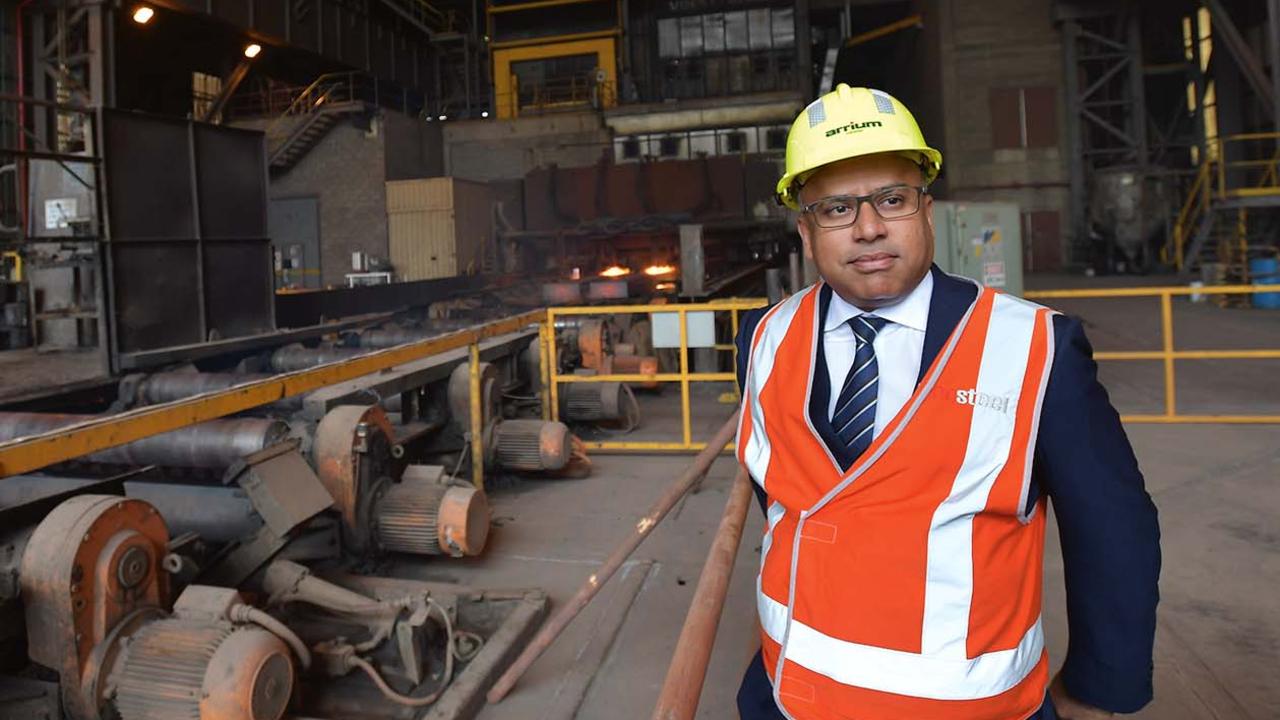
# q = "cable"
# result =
<box><xmin>351</xmin><ymin>656</ymin><xmax>446</xmax><ymax>707</ymax></box>
<box><xmin>348</xmin><ymin>596</ymin><xmax>459</xmax><ymax>708</ymax></box>
<box><xmin>228</xmin><ymin>604</ymin><xmax>312</xmax><ymax>670</ymax></box>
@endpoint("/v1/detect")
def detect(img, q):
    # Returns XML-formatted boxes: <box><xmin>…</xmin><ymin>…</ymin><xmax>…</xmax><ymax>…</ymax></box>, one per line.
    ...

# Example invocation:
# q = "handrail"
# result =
<box><xmin>1024</xmin><ymin>284</ymin><xmax>1280</xmax><ymax>424</ymax></box>
<box><xmin>263</xmin><ymin>72</ymin><xmax>354</xmax><ymax>140</ymax></box>
<box><xmin>1170</xmin><ymin>130</ymin><xmax>1280</xmax><ymax>270</ymax></box>
<box><xmin>1169</xmin><ymin>159</ymin><xmax>1212</xmax><ymax>270</ymax></box>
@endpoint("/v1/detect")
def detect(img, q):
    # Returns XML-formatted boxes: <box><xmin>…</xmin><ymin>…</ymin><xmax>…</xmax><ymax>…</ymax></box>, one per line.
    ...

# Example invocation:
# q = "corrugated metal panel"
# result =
<box><xmin>387</xmin><ymin>177</ymin><xmax>494</xmax><ymax>280</ymax></box>
<box><xmin>389</xmin><ymin>210</ymin><xmax>458</xmax><ymax>280</ymax></box>
<box><xmin>386</xmin><ymin>178</ymin><xmax>454</xmax><ymax>212</ymax></box>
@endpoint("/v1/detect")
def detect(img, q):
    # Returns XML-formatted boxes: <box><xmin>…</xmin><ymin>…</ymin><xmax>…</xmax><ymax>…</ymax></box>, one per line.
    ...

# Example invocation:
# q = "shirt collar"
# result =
<box><xmin>824</xmin><ymin>270</ymin><xmax>933</xmax><ymax>333</ymax></box>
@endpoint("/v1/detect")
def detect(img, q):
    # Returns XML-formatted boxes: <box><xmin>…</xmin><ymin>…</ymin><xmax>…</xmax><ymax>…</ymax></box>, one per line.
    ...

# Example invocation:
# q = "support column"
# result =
<box><xmin>679</xmin><ymin>224</ymin><xmax>705</xmax><ymax>297</ymax></box>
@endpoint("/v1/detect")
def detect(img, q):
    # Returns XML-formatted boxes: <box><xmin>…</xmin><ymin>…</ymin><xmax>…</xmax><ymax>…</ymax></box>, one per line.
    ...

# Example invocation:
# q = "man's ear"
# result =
<box><xmin>798</xmin><ymin>215</ymin><xmax>815</xmax><ymax>260</ymax></box>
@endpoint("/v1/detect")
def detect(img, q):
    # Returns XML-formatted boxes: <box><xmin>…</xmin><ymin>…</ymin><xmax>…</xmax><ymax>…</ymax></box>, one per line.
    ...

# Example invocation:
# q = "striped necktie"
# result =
<box><xmin>831</xmin><ymin>314</ymin><xmax>888</xmax><ymax>462</ymax></box>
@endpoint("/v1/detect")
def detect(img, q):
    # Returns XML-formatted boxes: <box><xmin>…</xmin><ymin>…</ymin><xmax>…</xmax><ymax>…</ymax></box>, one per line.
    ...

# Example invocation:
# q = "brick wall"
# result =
<box><xmin>931</xmin><ymin>0</ymin><xmax>1071</xmax><ymax>268</ymax></box>
<box><xmin>269</xmin><ymin>115</ymin><xmax>389</xmax><ymax>287</ymax></box>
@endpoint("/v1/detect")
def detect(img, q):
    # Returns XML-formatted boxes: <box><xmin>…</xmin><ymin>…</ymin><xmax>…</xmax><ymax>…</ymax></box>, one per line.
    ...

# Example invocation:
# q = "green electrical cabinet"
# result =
<box><xmin>932</xmin><ymin>201</ymin><xmax>1023</xmax><ymax>297</ymax></box>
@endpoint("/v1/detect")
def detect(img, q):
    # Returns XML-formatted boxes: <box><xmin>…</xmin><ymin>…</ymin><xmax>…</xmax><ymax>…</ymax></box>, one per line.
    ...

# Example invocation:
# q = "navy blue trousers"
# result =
<box><xmin>737</xmin><ymin>650</ymin><xmax>1059</xmax><ymax>720</ymax></box>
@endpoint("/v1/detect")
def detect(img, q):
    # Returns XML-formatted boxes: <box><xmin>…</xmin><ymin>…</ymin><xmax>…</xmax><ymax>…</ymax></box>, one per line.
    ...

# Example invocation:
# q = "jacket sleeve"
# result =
<box><xmin>736</xmin><ymin>306</ymin><xmax>771</xmax><ymax>515</ymax></box>
<box><xmin>1034</xmin><ymin>315</ymin><xmax>1161</xmax><ymax>713</ymax></box>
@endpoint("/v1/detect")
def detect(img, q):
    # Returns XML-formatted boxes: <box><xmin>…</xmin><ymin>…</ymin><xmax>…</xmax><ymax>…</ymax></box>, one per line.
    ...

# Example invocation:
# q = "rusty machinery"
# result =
<box><xmin>0</xmin><ymin>316</ymin><xmax>587</xmax><ymax>719</ymax></box>
<box><xmin>1</xmin><ymin>493</ymin><xmax>546</xmax><ymax>720</ymax></box>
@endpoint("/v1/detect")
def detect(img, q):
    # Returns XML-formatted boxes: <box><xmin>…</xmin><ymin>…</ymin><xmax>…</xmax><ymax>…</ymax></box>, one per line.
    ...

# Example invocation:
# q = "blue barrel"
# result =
<box><xmin>1250</xmin><ymin>258</ymin><xmax>1280</xmax><ymax>309</ymax></box>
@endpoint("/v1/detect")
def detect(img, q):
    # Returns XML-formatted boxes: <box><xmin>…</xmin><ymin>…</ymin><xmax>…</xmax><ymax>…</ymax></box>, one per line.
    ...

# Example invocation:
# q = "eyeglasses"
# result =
<box><xmin>800</xmin><ymin>185</ymin><xmax>928</xmax><ymax>228</ymax></box>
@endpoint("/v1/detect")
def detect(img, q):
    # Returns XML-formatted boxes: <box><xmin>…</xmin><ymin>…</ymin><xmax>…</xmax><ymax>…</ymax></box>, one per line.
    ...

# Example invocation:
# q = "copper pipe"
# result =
<box><xmin>651</xmin><ymin>465</ymin><xmax>753</xmax><ymax>720</ymax></box>
<box><xmin>486</xmin><ymin>411</ymin><xmax>740</xmax><ymax>704</ymax></box>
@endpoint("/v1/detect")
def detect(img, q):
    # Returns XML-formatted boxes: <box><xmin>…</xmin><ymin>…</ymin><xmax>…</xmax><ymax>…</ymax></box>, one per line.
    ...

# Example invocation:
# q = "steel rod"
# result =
<box><xmin>486</xmin><ymin>411</ymin><xmax>740</xmax><ymax>704</ymax></box>
<box><xmin>651</xmin><ymin>465</ymin><xmax>753</xmax><ymax>720</ymax></box>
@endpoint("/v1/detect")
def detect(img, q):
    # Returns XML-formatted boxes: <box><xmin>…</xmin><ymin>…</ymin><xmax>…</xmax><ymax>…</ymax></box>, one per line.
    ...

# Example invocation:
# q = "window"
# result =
<box><xmin>192</xmin><ymin>72</ymin><xmax>223</xmax><ymax>121</ymax></box>
<box><xmin>657</xmin><ymin>8</ymin><xmax>795</xmax><ymax>100</ymax></box>
<box><xmin>765</xmin><ymin>128</ymin><xmax>787</xmax><ymax>151</ymax></box>
<box><xmin>660</xmin><ymin>136</ymin><xmax>682</xmax><ymax>156</ymax></box>
<box><xmin>658</xmin><ymin>9</ymin><xmax>793</xmax><ymax>57</ymax></box>
<box><xmin>725</xmin><ymin>131</ymin><xmax>746</xmax><ymax>153</ymax></box>
<box><xmin>622</xmin><ymin>138</ymin><xmax>641</xmax><ymax>159</ymax></box>
<box><xmin>990</xmin><ymin>86</ymin><xmax>1057</xmax><ymax>150</ymax></box>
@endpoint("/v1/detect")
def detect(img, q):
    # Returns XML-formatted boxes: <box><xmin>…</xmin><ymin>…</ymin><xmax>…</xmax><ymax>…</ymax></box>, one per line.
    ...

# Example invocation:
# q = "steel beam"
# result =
<box><xmin>1205</xmin><ymin>0</ymin><xmax>1276</xmax><ymax>116</ymax></box>
<box><xmin>1269</xmin><ymin>0</ymin><xmax>1280</xmax><ymax>135</ymax></box>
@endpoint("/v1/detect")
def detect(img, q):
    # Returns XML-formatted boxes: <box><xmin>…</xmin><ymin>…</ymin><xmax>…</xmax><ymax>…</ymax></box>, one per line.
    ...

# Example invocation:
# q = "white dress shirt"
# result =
<box><xmin>824</xmin><ymin>271</ymin><xmax>934</xmax><ymax>437</ymax></box>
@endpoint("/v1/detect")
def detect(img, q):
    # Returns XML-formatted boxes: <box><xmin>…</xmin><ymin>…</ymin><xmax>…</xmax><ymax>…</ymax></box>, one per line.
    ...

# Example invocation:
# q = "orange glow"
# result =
<box><xmin>599</xmin><ymin>265</ymin><xmax>631</xmax><ymax>278</ymax></box>
<box><xmin>655</xmin><ymin>282</ymin><xmax>676</xmax><ymax>291</ymax></box>
<box><xmin>643</xmin><ymin>264</ymin><xmax>676</xmax><ymax>276</ymax></box>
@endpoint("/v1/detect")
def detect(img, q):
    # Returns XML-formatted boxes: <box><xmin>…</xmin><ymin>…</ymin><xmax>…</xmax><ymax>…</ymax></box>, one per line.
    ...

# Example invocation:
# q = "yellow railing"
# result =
<box><xmin>545</xmin><ymin>299</ymin><xmax>767</xmax><ymax>452</ymax></box>
<box><xmin>1168</xmin><ymin>160</ymin><xmax>1212</xmax><ymax>270</ymax></box>
<box><xmin>1168</xmin><ymin>132</ymin><xmax>1280</xmax><ymax>271</ymax></box>
<box><xmin>1024</xmin><ymin>285</ymin><xmax>1280</xmax><ymax>423</ymax></box>
<box><xmin>4</xmin><ymin>288</ymin><xmax>1273</xmax><ymax>480</ymax></box>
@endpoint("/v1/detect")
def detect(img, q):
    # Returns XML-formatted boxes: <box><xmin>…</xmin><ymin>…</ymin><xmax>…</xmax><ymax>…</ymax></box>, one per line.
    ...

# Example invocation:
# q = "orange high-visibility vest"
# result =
<box><xmin>738</xmin><ymin>281</ymin><xmax>1058</xmax><ymax>720</ymax></box>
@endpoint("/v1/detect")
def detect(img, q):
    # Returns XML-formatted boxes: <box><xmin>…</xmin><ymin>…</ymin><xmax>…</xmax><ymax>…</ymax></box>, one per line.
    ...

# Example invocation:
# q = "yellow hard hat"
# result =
<box><xmin>776</xmin><ymin>85</ymin><xmax>942</xmax><ymax>210</ymax></box>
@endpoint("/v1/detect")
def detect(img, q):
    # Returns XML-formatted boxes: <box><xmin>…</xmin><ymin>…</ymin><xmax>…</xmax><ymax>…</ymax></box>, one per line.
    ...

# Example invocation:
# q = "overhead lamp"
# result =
<box><xmin>243</xmin><ymin>43</ymin><xmax>262</xmax><ymax>59</ymax></box>
<box><xmin>481</xmin><ymin>111</ymin><xmax>490</xmax><ymax>118</ymax></box>
<box><xmin>132</xmin><ymin>6</ymin><xmax>154</xmax><ymax>24</ymax></box>
<box><xmin>438</xmin><ymin>114</ymin><xmax>447</xmax><ymax>121</ymax></box>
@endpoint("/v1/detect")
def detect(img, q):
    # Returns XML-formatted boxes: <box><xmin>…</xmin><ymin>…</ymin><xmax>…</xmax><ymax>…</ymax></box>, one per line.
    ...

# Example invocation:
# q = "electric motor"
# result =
<box><xmin>115</xmin><ymin>619</ymin><xmax>293</xmax><ymax>720</ymax></box>
<box><xmin>374</xmin><ymin>479</ymin><xmax>489</xmax><ymax>557</ymax></box>
<box><xmin>560</xmin><ymin>381</ymin><xmax>626</xmax><ymax>421</ymax></box>
<box><xmin>492</xmin><ymin>419</ymin><xmax>571</xmax><ymax>472</ymax></box>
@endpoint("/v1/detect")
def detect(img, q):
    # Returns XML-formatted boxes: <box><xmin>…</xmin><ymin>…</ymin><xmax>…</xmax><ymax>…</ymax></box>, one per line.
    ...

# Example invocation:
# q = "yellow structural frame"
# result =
<box><xmin>1025</xmin><ymin>285</ymin><xmax>1280</xmax><ymax>424</ymax></box>
<box><xmin>3</xmin><ymin>287</ymin><xmax>1279</xmax><ymax>479</ymax></box>
<box><xmin>492</xmin><ymin>35</ymin><xmax>617</xmax><ymax>119</ymax></box>
<box><xmin>546</xmin><ymin>299</ymin><xmax>766</xmax><ymax>452</ymax></box>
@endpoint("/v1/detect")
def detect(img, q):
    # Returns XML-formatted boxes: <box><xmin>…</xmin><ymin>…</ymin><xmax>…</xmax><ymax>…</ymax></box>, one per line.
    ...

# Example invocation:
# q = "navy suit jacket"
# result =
<box><xmin>733</xmin><ymin>266</ymin><xmax>1161</xmax><ymax>719</ymax></box>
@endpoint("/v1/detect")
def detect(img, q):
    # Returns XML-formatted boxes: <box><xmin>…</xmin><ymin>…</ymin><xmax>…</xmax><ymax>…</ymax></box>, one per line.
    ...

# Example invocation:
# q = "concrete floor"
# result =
<box><xmin>391</xmin><ymin>283</ymin><xmax>1278</xmax><ymax>720</ymax></box>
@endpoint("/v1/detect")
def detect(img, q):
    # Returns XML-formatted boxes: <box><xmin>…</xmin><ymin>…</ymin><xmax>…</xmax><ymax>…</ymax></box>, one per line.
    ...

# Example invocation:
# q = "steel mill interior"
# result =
<box><xmin>0</xmin><ymin>1</ymin><xmax>1277</xmax><ymax>719</ymax></box>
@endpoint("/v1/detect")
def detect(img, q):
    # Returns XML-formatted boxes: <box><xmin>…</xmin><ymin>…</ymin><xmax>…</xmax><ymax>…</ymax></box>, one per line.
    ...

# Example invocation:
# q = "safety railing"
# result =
<box><xmin>1166</xmin><ymin>132</ymin><xmax>1280</xmax><ymax>271</ymax></box>
<box><xmin>1024</xmin><ymin>285</ymin><xmax>1280</xmax><ymax>423</ymax></box>
<box><xmin>543</xmin><ymin>299</ymin><xmax>767</xmax><ymax>452</ymax></box>
<box><xmin>497</xmin><ymin>77</ymin><xmax>617</xmax><ymax>119</ymax></box>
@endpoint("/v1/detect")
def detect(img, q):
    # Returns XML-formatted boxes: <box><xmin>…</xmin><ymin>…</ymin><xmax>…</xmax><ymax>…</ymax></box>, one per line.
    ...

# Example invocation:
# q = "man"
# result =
<box><xmin>733</xmin><ymin>85</ymin><xmax>1160</xmax><ymax>720</ymax></box>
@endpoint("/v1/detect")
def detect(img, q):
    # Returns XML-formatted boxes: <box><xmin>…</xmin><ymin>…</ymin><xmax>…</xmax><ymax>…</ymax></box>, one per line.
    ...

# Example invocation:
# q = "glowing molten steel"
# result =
<box><xmin>599</xmin><ymin>265</ymin><xmax>631</xmax><ymax>278</ymax></box>
<box><xmin>643</xmin><ymin>264</ymin><xmax>676</xmax><ymax>276</ymax></box>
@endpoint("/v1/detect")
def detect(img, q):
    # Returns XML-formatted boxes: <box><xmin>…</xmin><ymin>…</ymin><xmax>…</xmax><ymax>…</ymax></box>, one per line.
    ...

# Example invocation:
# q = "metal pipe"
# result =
<box><xmin>765</xmin><ymin>268</ymin><xmax>783</xmax><ymax>303</ymax></box>
<box><xmin>651</xmin><ymin>466</ymin><xmax>753</xmax><ymax>720</ymax></box>
<box><xmin>788</xmin><ymin>251</ymin><xmax>802</xmax><ymax>294</ymax></box>
<box><xmin>486</xmin><ymin>411</ymin><xmax>739</xmax><ymax>704</ymax></box>
<box><xmin>270</xmin><ymin>345</ymin><xmax>368</xmax><ymax>372</ymax></box>
<box><xmin>0</xmin><ymin>475</ymin><xmax>262</xmax><ymax>541</ymax></box>
<box><xmin>0</xmin><ymin>413</ymin><xmax>290</xmax><ymax>469</ymax></box>
<box><xmin>130</xmin><ymin>372</ymin><xmax>302</xmax><ymax>410</ymax></box>
<box><xmin>355</xmin><ymin>328</ymin><xmax>441</xmax><ymax>349</ymax></box>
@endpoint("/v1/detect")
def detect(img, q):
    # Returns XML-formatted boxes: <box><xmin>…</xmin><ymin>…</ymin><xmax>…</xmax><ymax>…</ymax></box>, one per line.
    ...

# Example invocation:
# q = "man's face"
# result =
<box><xmin>796</xmin><ymin>153</ymin><xmax>935</xmax><ymax>310</ymax></box>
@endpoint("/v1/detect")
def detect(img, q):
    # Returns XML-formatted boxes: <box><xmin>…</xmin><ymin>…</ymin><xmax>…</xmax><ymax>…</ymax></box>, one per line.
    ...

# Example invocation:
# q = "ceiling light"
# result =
<box><xmin>438</xmin><ymin>114</ymin><xmax>447</xmax><ymax>121</ymax></box>
<box><xmin>243</xmin><ymin>43</ymin><xmax>262</xmax><ymax>59</ymax></box>
<box><xmin>481</xmin><ymin>111</ymin><xmax>489</xmax><ymax>118</ymax></box>
<box><xmin>132</xmin><ymin>6</ymin><xmax>154</xmax><ymax>24</ymax></box>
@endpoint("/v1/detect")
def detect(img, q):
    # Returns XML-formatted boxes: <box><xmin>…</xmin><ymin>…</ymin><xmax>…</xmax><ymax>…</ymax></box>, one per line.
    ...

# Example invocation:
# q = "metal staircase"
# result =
<box><xmin>261</xmin><ymin>74</ymin><xmax>372</xmax><ymax>175</ymax></box>
<box><xmin>1168</xmin><ymin>132</ymin><xmax>1280</xmax><ymax>279</ymax></box>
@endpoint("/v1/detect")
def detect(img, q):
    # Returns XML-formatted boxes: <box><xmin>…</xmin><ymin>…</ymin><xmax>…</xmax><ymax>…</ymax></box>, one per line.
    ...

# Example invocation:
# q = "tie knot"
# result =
<box><xmin>849</xmin><ymin>314</ymin><xmax>887</xmax><ymax>342</ymax></box>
